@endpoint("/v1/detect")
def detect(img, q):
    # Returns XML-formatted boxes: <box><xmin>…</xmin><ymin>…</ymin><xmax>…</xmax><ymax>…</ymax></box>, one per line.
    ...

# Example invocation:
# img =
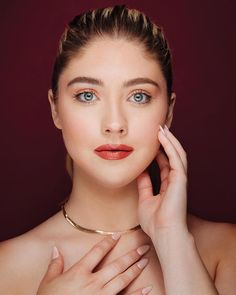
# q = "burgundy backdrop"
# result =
<box><xmin>0</xmin><ymin>0</ymin><xmax>235</xmax><ymax>241</ymax></box>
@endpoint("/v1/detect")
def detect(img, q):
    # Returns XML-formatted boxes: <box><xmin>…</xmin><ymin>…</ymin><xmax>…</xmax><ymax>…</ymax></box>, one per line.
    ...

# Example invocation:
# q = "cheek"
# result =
<box><xmin>132</xmin><ymin>110</ymin><xmax>165</xmax><ymax>143</ymax></box>
<box><xmin>59</xmin><ymin>107</ymin><xmax>98</xmax><ymax>150</ymax></box>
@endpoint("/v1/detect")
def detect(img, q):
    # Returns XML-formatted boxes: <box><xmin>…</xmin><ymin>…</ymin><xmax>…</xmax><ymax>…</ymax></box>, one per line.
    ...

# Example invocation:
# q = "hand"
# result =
<box><xmin>37</xmin><ymin>234</ymin><xmax>152</xmax><ymax>295</ymax></box>
<box><xmin>137</xmin><ymin>125</ymin><xmax>188</xmax><ymax>237</ymax></box>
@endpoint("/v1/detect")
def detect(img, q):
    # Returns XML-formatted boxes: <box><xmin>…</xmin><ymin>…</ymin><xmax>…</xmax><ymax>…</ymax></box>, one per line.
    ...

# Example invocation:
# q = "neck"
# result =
<box><xmin>64</xmin><ymin>168</ymin><xmax>141</xmax><ymax>233</ymax></box>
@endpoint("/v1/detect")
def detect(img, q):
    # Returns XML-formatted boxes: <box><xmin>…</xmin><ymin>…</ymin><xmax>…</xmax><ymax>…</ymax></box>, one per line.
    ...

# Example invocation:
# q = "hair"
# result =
<box><xmin>50</xmin><ymin>4</ymin><xmax>173</xmax><ymax>193</ymax></box>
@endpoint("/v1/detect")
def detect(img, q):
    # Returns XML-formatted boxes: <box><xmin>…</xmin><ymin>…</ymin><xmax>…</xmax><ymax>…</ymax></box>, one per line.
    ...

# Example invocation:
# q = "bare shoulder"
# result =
<box><xmin>187</xmin><ymin>213</ymin><xmax>236</xmax><ymax>293</ymax></box>
<box><xmin>0</xmin><ymin>213</ymin><xmax>60</xmax><ymax>295</ymax></box>
<box><xmin>187</xmin><ymin>213</ymin><xmax>236</xmax><ymax>252</ymax></box>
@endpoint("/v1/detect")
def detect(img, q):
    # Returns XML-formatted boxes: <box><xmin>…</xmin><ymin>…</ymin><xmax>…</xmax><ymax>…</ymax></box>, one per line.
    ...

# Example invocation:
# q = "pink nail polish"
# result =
<box><xmin>164</xmin><ymin>124</ymin><xmax>169</xmax><ymax>132</ymax></box>
<box><xmin>137</xmin><ymin>258</ymin><xmax>149</xmax><ymax>269</ymax></box>
<box><xmin>112</xmin><ymin>232</ymin><xmax>121</xmax><ymax>240</ymax></box>
<box><xmin>52</xmin><ymin>246</ymin><xmax>59</xmax><ymax>260</ymax></box>
<box><xmin>159</xmin><ymin>125</ymin><xmax>166</xmax><ymax>136</ymax></box>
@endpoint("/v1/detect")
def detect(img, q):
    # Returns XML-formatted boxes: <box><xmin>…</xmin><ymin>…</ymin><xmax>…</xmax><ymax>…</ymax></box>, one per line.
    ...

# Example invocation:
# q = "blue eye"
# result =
<box><xmin>73</xmin><ymin>91</ymin><xmax>96</xmax><ymax>103</ymax></box>
<box><xmin>131</xmin><ymin>92</ymin><xmax>151</xmax><ymax>104</ymax></box>
<box><xmin>73</xmin><ymin>90</ymin><xmax>152</xmax><ymax>105</ymax></box>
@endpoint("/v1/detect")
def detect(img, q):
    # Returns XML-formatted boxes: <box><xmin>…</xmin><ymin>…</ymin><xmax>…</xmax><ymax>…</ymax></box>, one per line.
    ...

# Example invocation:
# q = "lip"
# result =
<box><xmin>94</xmin><ymin>144</ymin><xmax>134</xmax><ymax>160</ymax></box>
<box><xmin>95</xmin><ymin>144</ymin><xmax>134</xmax><ymax>152</ymax></box>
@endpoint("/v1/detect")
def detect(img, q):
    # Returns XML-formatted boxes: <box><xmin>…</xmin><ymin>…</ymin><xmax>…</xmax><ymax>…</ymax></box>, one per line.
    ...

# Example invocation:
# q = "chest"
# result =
<box><xmin>60</xmin><ymin>237</ymin><xmax>217</xmax><ymax>295</ymax></box>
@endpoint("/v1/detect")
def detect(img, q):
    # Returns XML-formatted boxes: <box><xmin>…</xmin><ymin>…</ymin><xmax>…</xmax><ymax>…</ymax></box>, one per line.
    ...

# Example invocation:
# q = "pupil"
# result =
<box><xmin>135</xmin><ymin>93</ymin><xmax>142</xmax><ymax>101</ymax></box>
<box><xmin>85</xmin><ymin>92</ymin><xmax>93</xmax><ymax>100</ymax></box>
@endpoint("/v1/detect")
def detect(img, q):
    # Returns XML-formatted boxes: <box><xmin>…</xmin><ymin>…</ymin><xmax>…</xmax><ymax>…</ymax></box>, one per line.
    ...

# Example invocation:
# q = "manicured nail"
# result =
<box><xmin>137</xmin><ymin>244</ymin><xmax>150</xmax><ymax>255</ymax></box>
<box><xmin>164</xmin><ymin>124</ymin><xmax>169</xmax><ymax>132</ymax></box>
<box><xmin>142</xmin><ymin>285</ymin><xmax>153</xmax><ymax>294</ymax></box>
<box><xmin>159</xmin><ymin>125</ymin><xmax>166</xmax><ymax>136</ymax></box>
<box><xmin>112</xmin><ymin>232</ymin><xmax>121</xmax><ymax>240</ymax></box>
<box><xmin>137</xmin><ymin>257</ymin><xmax>149</xmax><ymax>269</ymax></box>
<box><xmin>52</xmin><ymin>246</ymin><xmax>59</xmax><ymax>260</ymax></box>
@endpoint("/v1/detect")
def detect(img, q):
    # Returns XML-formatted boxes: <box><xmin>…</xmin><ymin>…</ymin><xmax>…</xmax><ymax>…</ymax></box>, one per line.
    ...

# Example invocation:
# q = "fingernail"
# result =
<box><xmin>52</xmin><ymin>246</ymin><xmax>59</xmax><ymax>260</ymax></box>
<box><xmin>142</xmin><ymin>285</ymin><xmax>153</xmax><ymax>294</ymax></box>
<box><xmin>164</xmin><ymin>124</ymin><xmax>169</xmax><ymax>132</ymax></box>
<box><xmin>112</xmin><ymin>232</ymin><xmax>121</xmax><ymax>240</ymax></box>
<box><xmin>159</xmin><ymin>125</ymin><xmax>166</xmax><ymax>136</ymax></box>
<box><xmin>137</xmin><ymin>257</ymin><xmax>149</xmax><ymax>269</ymax></box>
<box><xmin>137</xmin><ymin>244</ymin><xmax>150</xmax><ymax>255</ymax></box>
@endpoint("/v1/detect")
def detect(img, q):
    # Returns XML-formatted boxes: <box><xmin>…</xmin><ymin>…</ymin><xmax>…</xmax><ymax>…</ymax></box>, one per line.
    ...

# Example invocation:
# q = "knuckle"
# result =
<box><xmin>123</xmin><ymin>265</ymin><xmax>139</xmax><ymax>281</ymax></box>
<box><xmin>112</xmin><ymin>259</ymin><xmax>124</xmax><ymax>272</ymax></box>
<box><xmin>117</xmin><ymin>273</ymin><xmax>130</xmax><ymax>287</ymax></box>
<box><xmin>94</xmin><ymin>243</ymin><xmax>108</xmax><ymax>255</ymax></box>
<box><xmin>129</xmin><ymin>265</ymin><xmax>140</xmax><ymax>277</ymax></box>
<box><xmin>113</xmin><ymin>250</ymin><xmax>138</xmax><ymax>272</ymax></box>
<box><xmin>98</xmin><ymin>238</ymin><xmax>112</xmax><ymax>249</ymax></box>
<box><xmin>128</xmin><ymin>250</ymin><xmax>140</xmax><ymax>263</ymax></box>
<box><xmin>91</xmin><ymin>273</ymin><xmax>103</xmax><ymax>287</ymax></box>
<box><xmin>122</xmin><ymin>250</ymin><xmax>137</xmax><ymax>264</ymax></box>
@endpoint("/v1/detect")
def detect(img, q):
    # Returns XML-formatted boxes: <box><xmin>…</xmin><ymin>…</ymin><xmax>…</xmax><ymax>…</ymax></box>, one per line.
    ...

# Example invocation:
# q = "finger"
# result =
<box><xmin>103</xmin><ymin>257</ymin><xmax>149</xmax><ymax>294</ymax></box>
<box><xmin>158</xmin><ymin>126</ymin><xmax>186</xmax><ymax>178</ymax></box>
<box><xmin>40</xmin><ymin>246</ymin><xmax>64</xmax><ymax>284</ymax></box>
<box><xmin>156</xmin><ymin>151</ymin><xmax>170</xmax><ymax>194</ymax></box>
<box><xmin>69</xmin><ymin>234</ymin><xmax>121</xmax><ymax>273</ymax></box>
<box><xmin>156</xmin><ymin>150</ymin><xmax>170</xmax><ymax>182</ymax></box>
<box><xmin>164</xmin><ymin>125</ymin><xmax>188</xmax><ymax>174</ymax></box>
<box><xmin>136</xmin><ymin>171</ymin><xmax>153</xmax><ymax>202</ymax></box>
<box><xmin>128</xmin><ymin>285</ymin><xmax>153</xmax><ymax>294</ymax></box>
<box><xmin>98</xmin><ymin>244</ymin><xmax>150</xmax><ymax>285</ymax></box>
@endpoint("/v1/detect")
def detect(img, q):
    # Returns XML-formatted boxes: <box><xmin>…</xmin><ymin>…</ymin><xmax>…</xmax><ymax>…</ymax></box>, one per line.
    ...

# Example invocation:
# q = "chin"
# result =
<box><xmin>97</xmin><ymin>179</ymin><xmax>136</xmax><ymax>190</ymax></box>
<box><xmin>92</xmin><ymin>164</ymin><xmax>149</xmax><ymax>189</ymax></box>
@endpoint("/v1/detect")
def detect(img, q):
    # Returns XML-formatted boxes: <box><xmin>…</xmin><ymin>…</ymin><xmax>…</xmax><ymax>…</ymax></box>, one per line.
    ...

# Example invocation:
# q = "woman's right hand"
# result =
<box><xmin>37</xmin><ymin>234</ymin><xmax>152</xmax><ymax>295</ymax></box>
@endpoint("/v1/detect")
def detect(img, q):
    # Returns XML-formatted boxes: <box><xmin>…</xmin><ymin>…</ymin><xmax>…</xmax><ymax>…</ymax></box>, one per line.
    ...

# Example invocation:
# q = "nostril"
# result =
<box><xmin>104</xmin><ymin>127</ymin><xmax>127</xmax><ymax>134</ymax></box>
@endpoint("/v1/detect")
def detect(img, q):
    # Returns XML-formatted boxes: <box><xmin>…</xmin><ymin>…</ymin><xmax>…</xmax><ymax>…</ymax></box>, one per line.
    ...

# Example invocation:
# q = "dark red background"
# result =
<box><xmin>0</xmin><ymin>0</ymin><xmax>235</xmax><ymax>241</ymax></box>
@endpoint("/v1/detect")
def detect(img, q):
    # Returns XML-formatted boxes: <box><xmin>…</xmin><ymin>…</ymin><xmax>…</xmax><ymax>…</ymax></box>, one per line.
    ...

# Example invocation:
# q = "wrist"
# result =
<box><xmin>150</xmin><ymin>223</ymin><xmax>189</xmax><ymax>238</ymax></box>
<box><xmin>151</xmin><ymin>226</ymin><xmax>194</xmax><ymax>249</ymax></box>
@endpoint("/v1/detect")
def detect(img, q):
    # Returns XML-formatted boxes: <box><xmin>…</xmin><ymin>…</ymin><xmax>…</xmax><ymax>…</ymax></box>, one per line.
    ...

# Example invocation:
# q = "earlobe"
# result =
<box><xmin>48</xmin><ymin>89</ymin><xmax>62</xmax><ymax>130</ymax></box>
<box><xmin>165</xmin><ymin>92</ymin><xmax>176</xmax><ymax>128</ymax></box>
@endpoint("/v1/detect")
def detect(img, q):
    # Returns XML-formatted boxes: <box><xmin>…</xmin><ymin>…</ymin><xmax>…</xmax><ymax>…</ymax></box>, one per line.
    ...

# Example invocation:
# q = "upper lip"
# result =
<box><xmin>95</xmin><ymin>144</ymin><xmax>134</xmax><ymax>151</ymax></box>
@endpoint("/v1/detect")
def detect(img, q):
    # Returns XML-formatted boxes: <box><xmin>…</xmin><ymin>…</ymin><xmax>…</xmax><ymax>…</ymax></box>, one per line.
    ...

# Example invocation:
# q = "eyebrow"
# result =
<box><xmin>67</xmin><ymin>76</ymin><xmax>160</xmax><ymax>88</ymax></box>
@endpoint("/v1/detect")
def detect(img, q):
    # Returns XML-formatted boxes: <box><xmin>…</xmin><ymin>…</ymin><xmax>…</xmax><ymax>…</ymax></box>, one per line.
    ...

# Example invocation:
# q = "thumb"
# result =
<box><xmin>41</xmin><ymin>246</ymin><xmax>64</xmax><ymax>283</ymax></box>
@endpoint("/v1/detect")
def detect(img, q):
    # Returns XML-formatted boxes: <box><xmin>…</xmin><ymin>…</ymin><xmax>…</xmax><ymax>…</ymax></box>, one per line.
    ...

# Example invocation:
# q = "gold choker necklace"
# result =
<box><xmin>61</xmin><ymin>203</ymin><xmax>141</xmax><ymax>236</ymax></box>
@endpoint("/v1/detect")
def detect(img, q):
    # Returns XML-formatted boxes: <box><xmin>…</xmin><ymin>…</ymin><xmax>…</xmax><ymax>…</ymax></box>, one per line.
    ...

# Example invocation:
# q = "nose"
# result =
<box><xmin>102</xmin><ymin>103</ymin><xmax>128</xmax><ymax>136</ymax></box>
<box><xmin>104</xmin><ymin>124</ymin><xmax>127</xmax><ymax>135</ymax></box>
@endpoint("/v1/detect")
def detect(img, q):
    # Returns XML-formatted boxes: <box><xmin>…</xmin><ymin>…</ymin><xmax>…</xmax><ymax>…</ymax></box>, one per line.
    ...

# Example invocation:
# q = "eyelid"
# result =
<box><xmin>73</xmin><ymin>88</ymin><xmax>150</xmax><ymax>96</ymax></box>
<box><xmin>73</xmin><ymin>88</ymin><xmax>97</xmax><ymax>95</ymax></box>
<box><xmin>72</xmin><ymin>88</ymin><xmax>98</xmax><ymax>102</ymax></box>
<box><xmin>130</xmin><ymin>89</ymin><xmax>150</xmax><ymax>95</ymax></box>
<box><xmin>72</xmin><ymin>88</ymin><xmax>152</xmax><ymax>104</ymax></box>
<box><xmin>129</xmin><ymin>89</ymin><xmax>152</xmax><ymax>102</ymax></box>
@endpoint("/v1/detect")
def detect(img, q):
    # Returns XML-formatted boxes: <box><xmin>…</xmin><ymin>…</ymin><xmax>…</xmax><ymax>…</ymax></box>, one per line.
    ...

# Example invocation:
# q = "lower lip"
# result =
<box><xmin>94</xmin><ymin>150</ymin><xmax>133</xmax><ymax>160</ymax></box>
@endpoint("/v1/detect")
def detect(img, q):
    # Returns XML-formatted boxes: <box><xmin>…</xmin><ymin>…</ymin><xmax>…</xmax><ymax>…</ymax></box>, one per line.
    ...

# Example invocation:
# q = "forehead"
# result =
<box><xmin>60</xmin><ymin>37</ymin><xmax>166</xmax><ymax>87</ymax></box>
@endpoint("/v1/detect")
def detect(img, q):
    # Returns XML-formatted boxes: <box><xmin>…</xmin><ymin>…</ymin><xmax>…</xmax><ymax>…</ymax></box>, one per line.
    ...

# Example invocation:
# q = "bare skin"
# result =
<box><xmin>0</xmin><ymin>211</ymin><xmax>235</xmax><ymax>294</ymax></box>
<box><xmin>1</xmin><ymin>38</ymin><xmax>235</xmax><ymax>294</ymax></box>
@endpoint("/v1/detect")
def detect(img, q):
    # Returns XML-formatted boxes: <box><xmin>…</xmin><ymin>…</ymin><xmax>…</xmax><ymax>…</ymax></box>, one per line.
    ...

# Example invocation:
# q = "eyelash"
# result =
<box><xmin>72</xmin><ymin>89</ymin><xmax>152</xmax><ymax>105</ymax></box>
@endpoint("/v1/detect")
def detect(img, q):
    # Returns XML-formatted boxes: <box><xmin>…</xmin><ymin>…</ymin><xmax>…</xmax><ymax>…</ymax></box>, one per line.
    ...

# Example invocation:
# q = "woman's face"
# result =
<box><xmin>49</xmin><ymin>37</ymin><xmax>175</xmax><ymax>188</ymax></box>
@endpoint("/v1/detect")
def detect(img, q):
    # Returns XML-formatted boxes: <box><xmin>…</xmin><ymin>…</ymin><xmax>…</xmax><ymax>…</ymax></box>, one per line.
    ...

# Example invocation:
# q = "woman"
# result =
<box><xmin>0</xmin><ymin>4</ymin><xmax>235</xmax><ymax>294</ymax></box>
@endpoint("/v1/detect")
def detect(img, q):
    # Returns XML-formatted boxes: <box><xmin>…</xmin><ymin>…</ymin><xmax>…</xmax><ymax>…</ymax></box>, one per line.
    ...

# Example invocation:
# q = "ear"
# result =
<box><xmin>48</xmin><ymin>89</ymin><xmax>62</xmax><ymax>130</ymax></box>
<box><xmin>165</xmin><ymin>92</ymin><xmax>176</xmax><ymax>129</ymax></box>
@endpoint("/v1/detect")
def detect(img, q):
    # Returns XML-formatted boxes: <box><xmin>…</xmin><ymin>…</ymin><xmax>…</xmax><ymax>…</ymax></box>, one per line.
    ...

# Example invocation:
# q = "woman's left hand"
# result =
<box><xmin>136</xmin><ymin>125</ymin><xmax>188</xmax><ymax>238</ymax></box>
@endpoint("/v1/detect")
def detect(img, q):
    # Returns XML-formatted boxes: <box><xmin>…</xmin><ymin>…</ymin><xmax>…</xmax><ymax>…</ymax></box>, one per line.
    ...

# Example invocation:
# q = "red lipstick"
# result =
<box><xmin>94</xmin><ymin>144</ymin><xmax>134</xmax><ymax>160</ymax></box>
